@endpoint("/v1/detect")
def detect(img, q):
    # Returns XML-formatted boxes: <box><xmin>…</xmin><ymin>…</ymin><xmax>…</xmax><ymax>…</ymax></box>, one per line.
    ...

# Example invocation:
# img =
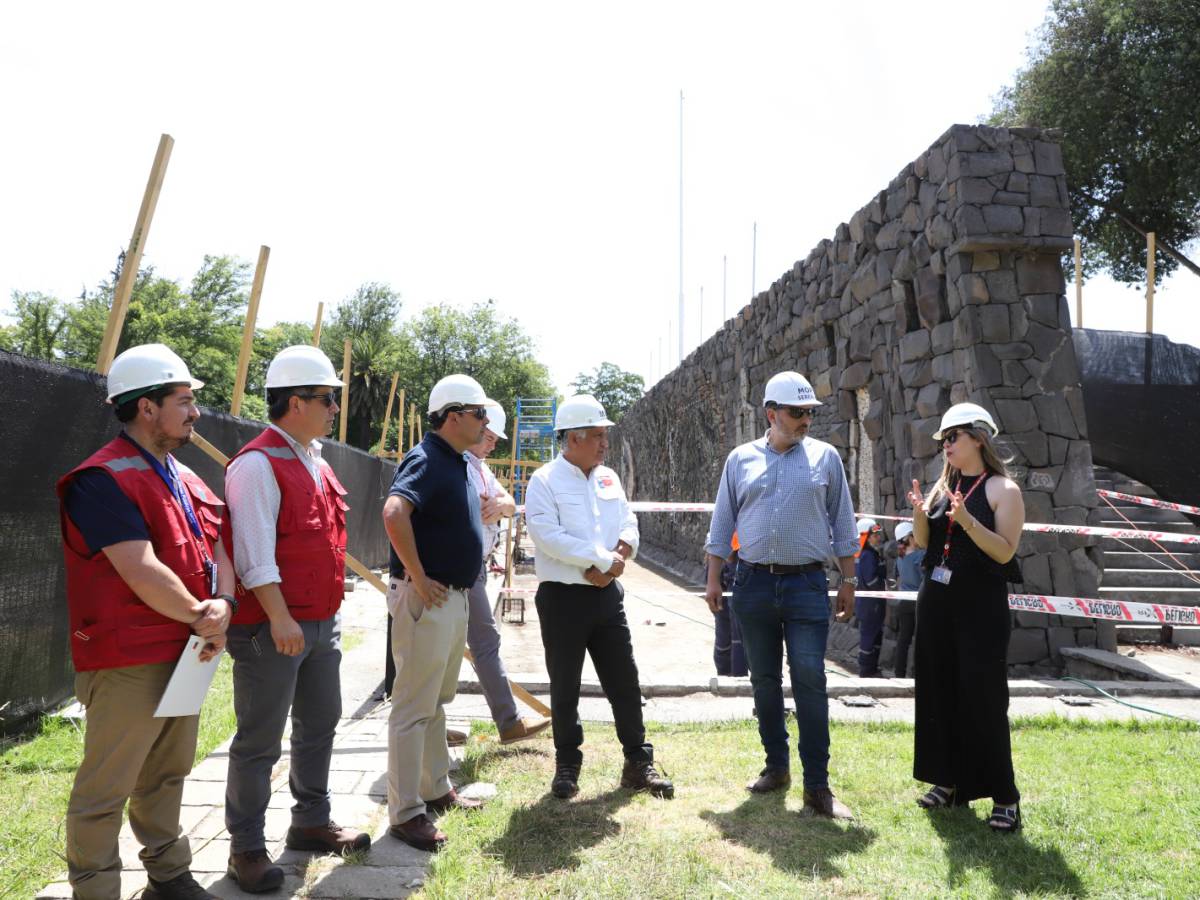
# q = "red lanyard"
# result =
<box><xmin>940</xmin><ymin>474</ymin><xmax>987</xmax><ymax>565</ymax></box>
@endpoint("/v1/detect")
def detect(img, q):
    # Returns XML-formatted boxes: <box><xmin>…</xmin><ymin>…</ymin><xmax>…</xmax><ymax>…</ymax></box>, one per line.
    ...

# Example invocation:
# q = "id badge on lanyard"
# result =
<box><xmin>933</xmin><ymin>474</ymin><xmax>986</xmax><ymax>586</ymax></box>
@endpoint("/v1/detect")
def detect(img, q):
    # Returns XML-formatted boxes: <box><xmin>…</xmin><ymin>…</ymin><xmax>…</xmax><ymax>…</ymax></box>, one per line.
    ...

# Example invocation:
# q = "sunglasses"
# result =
<box><xmin>297</xmin><ymin>391</ymin><xmax>339</xmax><ymax>407</ymax></box>
<box><xmin>448</xmin><ymin>406</ymin><xmax>488</xmax><ymax>420</ymax></box>
<box><xmin>776</xmin><ymin>405</ymin><xmax>816</xmax><ymax>419</ymax></box>
<box><xmin>940</xmin><ymin>428</ymin><xmax>973</xmax><ymax>446</ymax></box>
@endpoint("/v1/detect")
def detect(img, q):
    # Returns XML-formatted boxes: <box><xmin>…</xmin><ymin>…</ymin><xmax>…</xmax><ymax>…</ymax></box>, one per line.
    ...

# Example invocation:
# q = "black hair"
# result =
<box><xmin>428</xmin><ymin>409</ymin><xmax>450</xmax><ymax>430</ymax></box>
<box><xmin>114</xmin><ymin>384</ymin><xmax>179</xmax><ymax>423</ymax></box>
<box><xmin>266</xmin><ymin>387</ymin><xmax>300</xmax><ymax>422</ymax></box>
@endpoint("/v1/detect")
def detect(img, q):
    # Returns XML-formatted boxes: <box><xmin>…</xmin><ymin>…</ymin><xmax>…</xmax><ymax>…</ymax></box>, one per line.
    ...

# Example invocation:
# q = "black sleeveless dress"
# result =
<box><xmin>912</xmin><ymin>472</ymin><xmax>1021</xmax><ymax>803</ymax></box>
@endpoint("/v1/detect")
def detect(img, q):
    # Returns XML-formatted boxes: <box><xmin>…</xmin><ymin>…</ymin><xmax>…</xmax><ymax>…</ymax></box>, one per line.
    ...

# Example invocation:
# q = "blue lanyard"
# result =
<box><xmin>120</xmin><ymin>432</ymin><xmax>206</xmax><ymax>545</ymax></box>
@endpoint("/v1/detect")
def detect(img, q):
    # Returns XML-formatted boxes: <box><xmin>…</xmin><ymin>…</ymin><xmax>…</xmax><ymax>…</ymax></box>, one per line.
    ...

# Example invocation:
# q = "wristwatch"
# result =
<box><xmin>217</xmin><ymin>592</ymin><xmax>240</xmax><ymax>617</ymax></box>
<box><xmin>841</xmin><ymin>576</ymin><xmax>859</xmax><ymax>587</ymax></box>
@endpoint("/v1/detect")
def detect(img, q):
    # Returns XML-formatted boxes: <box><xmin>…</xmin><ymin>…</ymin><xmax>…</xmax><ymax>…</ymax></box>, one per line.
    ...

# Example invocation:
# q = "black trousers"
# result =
<box><xmin>535</xmin><ymin>580</ymin><xmax>652</xmax><ymax>768</ymax></box>
<box><xmin>892</xmin><ymin>602</ymin><xmax>917</xmax><ymax>678</ymax></box>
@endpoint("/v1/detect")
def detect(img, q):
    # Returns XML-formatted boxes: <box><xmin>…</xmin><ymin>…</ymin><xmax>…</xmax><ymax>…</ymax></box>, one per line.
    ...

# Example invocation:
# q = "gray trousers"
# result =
<box><xmin>224</xmin><ymin>613</ymin><xmax>342</xmax><ymax>854</ymax></box>
<box><xmin>467</xmin><ymin>562</ymin><xmax>519</xmax><ymax>730</ymax></box>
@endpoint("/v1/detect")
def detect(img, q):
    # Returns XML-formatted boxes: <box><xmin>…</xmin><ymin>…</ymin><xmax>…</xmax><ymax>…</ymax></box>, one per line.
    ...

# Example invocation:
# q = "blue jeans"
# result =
<box><xmin>731</xmin><ymin>565</ymin><xmax>831</xmax><ymax>788</ymax></box>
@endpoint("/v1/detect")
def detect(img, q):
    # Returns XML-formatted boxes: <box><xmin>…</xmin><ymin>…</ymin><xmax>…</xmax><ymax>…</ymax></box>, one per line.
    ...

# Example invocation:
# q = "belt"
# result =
<box><xmin>743</xmin><ymin>560</ymin><xmax>824</xmax><ymax>575</ymax></box>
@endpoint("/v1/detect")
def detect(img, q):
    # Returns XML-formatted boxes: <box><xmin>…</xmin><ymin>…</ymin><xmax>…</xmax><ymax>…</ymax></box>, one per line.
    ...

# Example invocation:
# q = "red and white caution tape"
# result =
<box><xmin>497</xmin><ymin>585</ymin><xmax>1198</xmax><ymax>625</ymax></box>
<box><xmin>855</xmin><ymin>512</ymin><xmax>1200</xmax><ymax>546</ymax></box>
<box><xmin>1097</xmin><ymin>489</ymin><xmax>1200</xmax><ymax>517</ymax></box>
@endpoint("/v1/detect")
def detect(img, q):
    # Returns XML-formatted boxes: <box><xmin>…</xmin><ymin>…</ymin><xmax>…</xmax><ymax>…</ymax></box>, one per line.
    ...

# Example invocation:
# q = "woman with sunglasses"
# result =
<box><xmin>906</xmin><ymin>402</ymin><xmax>1026</xmax><ymax>834</ymax></box>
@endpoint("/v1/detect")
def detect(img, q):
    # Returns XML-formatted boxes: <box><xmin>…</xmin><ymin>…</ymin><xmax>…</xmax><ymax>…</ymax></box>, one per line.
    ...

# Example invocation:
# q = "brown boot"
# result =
<box><xmin>285</xmin><ymin>820</ymin><xmax>370</xmax><ymax>855</ymax></box>
<box><xmin>389</xmin><ymin>813</ymin><xmax>447</xmax><ymax>852</ymax></box>
<box><xmin>227</xmin><ymin>850</ymin><xmax>285</xmax><ymax>893</ymax></box>
<box><xmin>426</xmin><ymin>788</ymin><xmax>484</xmax><ymax>815</ymax></box>
<box><xmin>747</xmin><ymin>767</ymin><xmax>791</xmax><ymax>794</ymax></box>
<box><xmin>803</xmin><ymin>786</ymin><xmax>855</xmax><ymax>820</ymax></box>
<box><xmin>498</xmin><ymin>716</ymin><xmax>552</xmax><ymax>745</ymax></box>
<box><xmin>620</xmin><ymin>759</ymin><xmax>675</xmax><ymax>798</ymax></box>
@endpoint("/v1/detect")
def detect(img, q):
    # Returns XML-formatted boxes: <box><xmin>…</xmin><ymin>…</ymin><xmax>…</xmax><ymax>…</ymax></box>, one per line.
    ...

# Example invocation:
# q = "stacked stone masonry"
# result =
<box><xmin>611</xmin><ymin>124</ymin><xmax>1112</xmax><ymax>675</ymax></box>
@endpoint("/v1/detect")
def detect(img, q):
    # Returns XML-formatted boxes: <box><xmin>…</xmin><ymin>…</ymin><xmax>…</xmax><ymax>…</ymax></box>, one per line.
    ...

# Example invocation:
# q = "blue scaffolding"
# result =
<box><xmin>512</xmin><ymin>397</ymin><xmax>557</xmax><ymax>503</ymax></box>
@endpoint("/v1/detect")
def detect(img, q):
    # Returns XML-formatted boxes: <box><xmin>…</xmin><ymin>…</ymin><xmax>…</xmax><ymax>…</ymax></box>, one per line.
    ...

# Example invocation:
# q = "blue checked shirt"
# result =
<box><xmin>705</xmin><ymin>435</ymin><xmax>859</xmax><ymax>564</ymax></box>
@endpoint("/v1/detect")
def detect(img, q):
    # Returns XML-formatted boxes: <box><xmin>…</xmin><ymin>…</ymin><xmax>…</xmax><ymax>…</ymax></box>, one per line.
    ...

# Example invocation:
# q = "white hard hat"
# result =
<box><xmin>106</xmin><ymin>343</ymin><xmax>203</xmax><ymax>404</ymax></box>
<box><xmin>932</xmin><ymin>402</ymin><xmax>999</xmax><ymax>441</ymax></box>
<box><xmin>857</xmin><ymin>517</ymin><xmax>881</xmax><ymax>535</ymax></box>
<box><xmin>763</xmin><ymin>371</ymin><xmax>821</xmax><ymax>408</ymax></box>
<box><xmin>265</xmin><ymin>345</ymin><xmax>342</xmax><ymax>390</ymax></box>
<box><xmin>895</xmin><ymin>521</ymin><xmax>914</xmax><ymax>542</ymax></box>
<box><xmin>484</xmin><ymin>403</ymin><xmax>508</xmax><ymax>439</ymax></box>
<box><xmin>555</xmin><ymin>394</ymin><xmax>614</xmax><ymax>430</ymax></box>
<box><xmin>428</xmin><ymin>373</ymin><xmax>496</xmax><ymax>414</ymax></box>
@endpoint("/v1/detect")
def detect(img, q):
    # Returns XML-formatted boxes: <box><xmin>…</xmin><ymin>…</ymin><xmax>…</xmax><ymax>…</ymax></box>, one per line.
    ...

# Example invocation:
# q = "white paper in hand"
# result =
<box><xmin>154</xmin><ymin>636</ymin><xmax>223</xmax><ymax>718</ymax></box>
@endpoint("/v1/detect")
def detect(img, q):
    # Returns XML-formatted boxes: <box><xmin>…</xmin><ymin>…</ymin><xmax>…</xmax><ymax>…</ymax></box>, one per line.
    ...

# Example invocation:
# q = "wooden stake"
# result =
<box><xmin>339</xmin><ymin>338</ymin><xmax>352</xmax><ymax>443</ymax></box>
<box><xmin>379</xmin><ymin>373</ymin><xmax>399</xmax><ymax>456</ymax></box>
<box><xmin>312</xmin><ymin>302</ymin><xmax>325</xmax><ymax>347</ymax></box>
<box><xmin>396</xmin><ymin>388</ymin><xmax>406</xmax><ymax>455</ymax></box>
<box><xmin>97</xmin><ymin>134</ymin><xmax>175</xmax><ymax>373</ymax></box>
<box><xmin>1146</xmin><ymin>231</ymin><xmax>1156</xmax><ymax>334</ymax></box>
<box><xmin>1073</xmin><ymin>237</ymin><xmax>1083</xmax><ymax>328</ymax></box>
<box><xmin>230</xmin><ymin>245</ymin><xmax>270</xmax><ymax>416</ymax></box>
<box><xmin>408</xmin><ymin>402</ymin><xmax>417</xmax><ymax>450</ymax></box>
<box><xmin>189</xmin><ymin>426</ymin><xmax>549</xmax><ymax>716</ymax></box>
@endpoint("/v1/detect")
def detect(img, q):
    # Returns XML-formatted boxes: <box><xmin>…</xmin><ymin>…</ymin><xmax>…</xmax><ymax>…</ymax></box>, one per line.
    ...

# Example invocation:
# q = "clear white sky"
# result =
<box><xmin>1</xmin><ymin>1</ymin><xmax>1195</xmax><ymax>396</ymax></box>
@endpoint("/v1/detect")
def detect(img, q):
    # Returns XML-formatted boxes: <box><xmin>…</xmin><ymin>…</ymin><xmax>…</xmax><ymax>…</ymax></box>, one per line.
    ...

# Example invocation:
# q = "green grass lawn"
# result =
<box><xmin>422</xmin><ymin>717</ymin><xmax>1200</xmax><ymax>899</ymax></box>
<box><xmin>0</xmin><ymin>656</ymin><xmax>237</xmax><ymax>899</ymax></box>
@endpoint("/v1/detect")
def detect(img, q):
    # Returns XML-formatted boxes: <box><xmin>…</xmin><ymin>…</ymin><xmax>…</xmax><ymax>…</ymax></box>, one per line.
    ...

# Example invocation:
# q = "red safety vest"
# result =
<box><xmin>224</xmin><ymin>428</ymin><xmax>349</xmax><ymax>624</ymax></box>
<box><xmin>57</xmin><ymin>436</ymin><xmax>224</xmax><ymax>672</ymax></box>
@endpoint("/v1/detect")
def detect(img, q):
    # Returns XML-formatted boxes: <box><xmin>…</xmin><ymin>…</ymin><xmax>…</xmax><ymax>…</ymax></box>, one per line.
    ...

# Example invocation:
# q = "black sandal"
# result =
<box><xmin>916</xmin><ymin>785</ymin><xmax>957</xmax><ymax>809</ymax></box>
<box><xmin>987</xmin><ymin>802</ymin><xmax>1022</xmax><ymax>833</ymax></box>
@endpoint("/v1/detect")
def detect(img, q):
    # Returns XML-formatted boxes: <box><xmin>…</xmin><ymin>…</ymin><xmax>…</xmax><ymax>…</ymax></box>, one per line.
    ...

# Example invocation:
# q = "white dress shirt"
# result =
<box><xmin>465</xmin><ymin>452</ymin><xmax>504</xmax><ymax>558</ymax></box>
<box><xmin>225</xmin><ymin>424</ymin><xmax>327</xmax><ymax>590</ymax></box>
<box><xmin>524</xmin><ymin>454</ymin><xmax>639</xmax><ymax>586</ymax></box>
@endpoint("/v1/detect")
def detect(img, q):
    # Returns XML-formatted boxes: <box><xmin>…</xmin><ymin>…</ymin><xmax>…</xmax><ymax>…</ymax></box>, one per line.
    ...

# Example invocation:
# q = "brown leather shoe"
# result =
<box><xmin>426</xmin><ymin>788</ymin><xmax>484</xmax><ymax>815</ymax></box>
<box><xmin>499</xmin><ymin>715</ymin><xmax>551</xmax><ymax>744</ymax></box>
<box><xmin>447</xmin><ymin>727</ymin><xmax>468</xmax><ymax>747</ymax></box>
<box><xmin>803</xmin><ymin>786</ymin><xmax>855</xmax><ymax>820</ymax></box>
<box><xmin>389</xmin><ymin>813</ymin><xmax>447</xmax><ymax>852</ymax></box>
<box><xmin>747</xmin><ymin>767</ymin><xmax>791</xmax><ymax>794</ymax></box>
<box><xmin>227</xmin><ymin>850</ymin><xmax>285</xmax><ymax>893</ymax></box>
<box><xmin>285</xmin><ymin>820</ymin><xmax>371</xmax><ymax>855</ymax></box>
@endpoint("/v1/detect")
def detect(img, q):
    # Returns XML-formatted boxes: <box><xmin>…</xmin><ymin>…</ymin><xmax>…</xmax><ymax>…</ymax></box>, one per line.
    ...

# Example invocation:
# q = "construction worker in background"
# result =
<box><xmin>703</xmin><ymin>370</ymin><xmax>858</xmax><ymax>820</ymax></box>
<box><xmin>713</xmin><ymin>532</ymin><xmax>747</xmax><ymax>677</ymax></box>
<box><xmin>892</xmin><ymin>521</ymin><xmax>923</xmax><ymax>678</ymax></box>
<box><xmin>855</xmin><ymin>518</ymin><xmax>887</xmax><ymax>678</ymax></box>
<box><xmin>382</xmin><ymin>374</ymin><xmax>495</xmax><ymax>853</ymax></box>
<box><xmin>525</xmin><ymin>394</ymin><xmax>675</xmax><ymax>801</ymax></box>
<box><xmin>57</xmin><ymin>343</ymin><xmax>233</xmax><ymax>900</ymax></box>
<box><xmin>222</xmin><ymin>345</ymin><xmax>369</xmax><ymax>892</ymax></box>
<box><xmin>463</xmin><ymin>402</ymin><xmax>551</xmax><ymax>744</ymax></box>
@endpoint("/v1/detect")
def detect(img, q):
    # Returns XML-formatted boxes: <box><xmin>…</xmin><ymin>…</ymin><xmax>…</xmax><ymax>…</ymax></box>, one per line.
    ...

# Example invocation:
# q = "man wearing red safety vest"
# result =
<box><xmin>222</xmin><ymin>346</ymin><xmax>369</xmax><ymax>893</ymax></box>
<box><xmin>58</xmin><ymin>343</ymin><xmax>234</xmax><ymax>900</ymax></box>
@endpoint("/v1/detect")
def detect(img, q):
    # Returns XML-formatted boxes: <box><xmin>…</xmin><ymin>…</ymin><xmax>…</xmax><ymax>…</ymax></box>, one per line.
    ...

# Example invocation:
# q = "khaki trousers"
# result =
<box><xmin>66</xmin><ymin>661</ymin><xmax>198</xmax><ymax>899</ymax></box>
<box><xmin>386</xmin><ymin>579</ymin><xmax>467</xmax><ymax>825</ymax></box>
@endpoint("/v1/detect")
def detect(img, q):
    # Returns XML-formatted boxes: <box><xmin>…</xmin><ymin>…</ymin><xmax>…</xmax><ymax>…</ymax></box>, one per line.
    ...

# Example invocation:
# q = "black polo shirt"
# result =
<box><xmin>388</xmin><ymin>431</ymin><xmax>484</xmax><ymax>589</ymax></box>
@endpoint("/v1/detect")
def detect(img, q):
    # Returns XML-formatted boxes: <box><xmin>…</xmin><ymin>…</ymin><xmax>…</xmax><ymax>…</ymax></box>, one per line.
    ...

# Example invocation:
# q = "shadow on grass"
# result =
<box><xmin>926</xmin><ymin>806</ymin><xmax>1085</xmax><ymax>897</ymax></box>
<box><xmin>362</xmin><ymin>743</ymin><xmax>550</xmax><ymax>809</ymax></box>
<box><xmin>486</xmin><ymin>788</ymin><xmax>635</xmax><ymax>875</ymax></box>
<box><xmin>700</xmin><ymin>790</ymin><xmax>875</xmax><ymax>879</ymax></box>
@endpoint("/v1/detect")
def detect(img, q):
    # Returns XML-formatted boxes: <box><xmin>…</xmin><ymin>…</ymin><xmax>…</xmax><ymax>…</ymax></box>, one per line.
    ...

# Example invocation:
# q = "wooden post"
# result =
<box><xmin>96</xmin><ymin>134</ymin><xmax>175</xmax><ymax>373</ymax></box>
<box><xmin>339</xmin><ymin>338</ymin><xmax>352</xmax><ymax>443</ymax></box>
<box><xmin>379</xmin><ymin>373</ymin><xmax>399</xmax><ymax>456</ymax></box>
<box><xmin>408</xmin><ymin>402</ymin><xmax>417</xmax><ymax>450</ymax></box>
<box><xmin>230</xmin><ymin>245</ymin><xmax>270</xmax><ymax>416</ymax></box>
<box><xmin>312</xmin><ymin>302</ymin><xmax>325</xmax><ymax>347</ymax></box>
<box><xmin>1073</xmin><ymin>237</ymin><xmax>1083</xmax><ymax>328</ymax></box>
<box><xmin>1146</xmin><ymin>231</ymin><xmax>1156</xmax><ymax>334</ymax></box>
<box><xmin>395</xmin><ymin>388</ymin><xmax>406</xmax><ymax>456</ymax></box>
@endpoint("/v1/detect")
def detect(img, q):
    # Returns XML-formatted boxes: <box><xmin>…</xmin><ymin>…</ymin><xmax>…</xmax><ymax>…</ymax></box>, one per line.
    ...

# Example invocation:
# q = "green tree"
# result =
<box><xmin>570</xmin><ymin>362</ymin><xmax>645</xmax><ymax>422</ymax></box>
<box><xmin>991</xmin><ymin>0</ymin><xmax>1200</xmax><ymax>282</ymax></box>
<box><xmin>320</xmin><ymin>283</ymin><xmax>405</xmax><ymax>450</ymax></box>
<box><xmin>396</xmin><ymin>300</ymin><xmax>555</xmax><ymax>452</ymax></box>
<box><xmin>3</xmin><ymin>292</ymin><xmax>69</xmax><ymax>358</ymax></box>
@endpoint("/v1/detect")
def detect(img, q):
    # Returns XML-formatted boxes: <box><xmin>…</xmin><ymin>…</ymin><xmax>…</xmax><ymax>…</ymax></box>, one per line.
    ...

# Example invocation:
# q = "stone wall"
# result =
<box><xmin>611</xmin><ymin>124</ymin><xmax>1111</xmax><ymax>674</ymax></box>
